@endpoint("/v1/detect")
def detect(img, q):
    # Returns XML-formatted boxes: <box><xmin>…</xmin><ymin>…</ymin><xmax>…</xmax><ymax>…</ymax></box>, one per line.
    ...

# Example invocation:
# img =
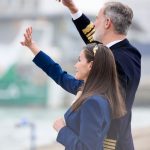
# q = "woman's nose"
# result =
<box><xmin>75</xmin><ymin>62</ymin><xmax>79</xmax><ymax>69</ymax></box>
<box><xmin>74</xmin><ymin>63</ymin><xmax>77</xmax><ymax>68</ymax></box>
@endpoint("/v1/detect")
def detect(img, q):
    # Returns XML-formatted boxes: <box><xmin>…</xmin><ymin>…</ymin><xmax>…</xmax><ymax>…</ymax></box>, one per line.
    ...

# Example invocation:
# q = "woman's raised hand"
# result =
<box><xmin>21</xmin><ymin>26</ymin><xmax>33</xmax><ymax>47</ymax></box>
<box><xmin>21</xmin><ymin>26</ymin><xmax>40</xmax><ymax>55</ymax></box>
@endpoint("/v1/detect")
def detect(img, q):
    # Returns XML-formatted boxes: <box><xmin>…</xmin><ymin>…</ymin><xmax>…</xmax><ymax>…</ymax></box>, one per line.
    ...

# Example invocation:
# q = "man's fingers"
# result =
<box><xmin>20</xmin><ymin>42</ymin><xmax>25</xmax><ymax>46</ymax></box>
<box><xmin>56</xmin><ymin>0</ymin><xmax>61</xmax><ymax>2</ymax></box>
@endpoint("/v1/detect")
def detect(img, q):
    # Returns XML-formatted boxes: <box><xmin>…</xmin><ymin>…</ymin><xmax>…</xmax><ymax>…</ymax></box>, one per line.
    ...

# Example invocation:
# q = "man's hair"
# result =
<box><xmin>104</xmin><ymin>1</ymin><xmax>133</xmax><ymax>35</ymax></box>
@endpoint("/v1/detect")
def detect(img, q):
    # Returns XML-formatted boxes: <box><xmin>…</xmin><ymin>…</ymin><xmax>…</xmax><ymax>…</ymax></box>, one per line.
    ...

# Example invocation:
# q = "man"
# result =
<box><xmin>59</xmin><ymin>0</ymin><xmax>141</xmax><ymax>150</ymax></box>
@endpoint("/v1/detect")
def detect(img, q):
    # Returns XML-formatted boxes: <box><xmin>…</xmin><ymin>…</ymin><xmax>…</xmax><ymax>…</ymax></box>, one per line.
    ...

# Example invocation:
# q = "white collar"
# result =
<box><xmin>106</xmin><ymin>40</ymin><xmax>122</xmax><ymax>48</ymax></box>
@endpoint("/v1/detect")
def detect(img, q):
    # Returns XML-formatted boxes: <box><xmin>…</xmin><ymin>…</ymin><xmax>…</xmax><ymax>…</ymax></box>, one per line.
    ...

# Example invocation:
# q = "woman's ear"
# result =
<box><xmin>88</xmin><ymin>61</ymin><xmax>93</xmax><ymax>70</ymax></box>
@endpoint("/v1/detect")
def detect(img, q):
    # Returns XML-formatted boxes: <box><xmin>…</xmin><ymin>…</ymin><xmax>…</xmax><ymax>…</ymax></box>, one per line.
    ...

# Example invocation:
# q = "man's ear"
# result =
<box><xmin>105</xmin><ymin>17</ymin><xmax>111</xmax><ymax>29</ymax></box>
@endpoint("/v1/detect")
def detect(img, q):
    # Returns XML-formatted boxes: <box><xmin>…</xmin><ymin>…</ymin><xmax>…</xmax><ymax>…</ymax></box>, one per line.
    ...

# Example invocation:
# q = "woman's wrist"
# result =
<box><xmin>28</xmin><ymin>42</ymin><xmax>40</xmax><ymax>56</ymax></box>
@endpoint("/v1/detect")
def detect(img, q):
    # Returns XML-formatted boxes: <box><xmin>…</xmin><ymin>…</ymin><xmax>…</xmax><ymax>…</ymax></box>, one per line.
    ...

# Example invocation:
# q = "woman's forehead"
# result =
<box><xmin>79</xmin><ymin>50</ymin><xmax>85</xmax><ymax>57</ymax></box>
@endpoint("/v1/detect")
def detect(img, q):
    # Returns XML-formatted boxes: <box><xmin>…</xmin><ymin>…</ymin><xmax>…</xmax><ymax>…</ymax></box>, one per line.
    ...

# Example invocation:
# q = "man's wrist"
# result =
<box><xmin>69</xmin><ymin>5</ymin><xmax>78</xmax><ymax>14</ymax></box>
<box><xmin>71</xmin><ymin>10</ymin><xmax>82</xmax><ymax>20</ymax></box>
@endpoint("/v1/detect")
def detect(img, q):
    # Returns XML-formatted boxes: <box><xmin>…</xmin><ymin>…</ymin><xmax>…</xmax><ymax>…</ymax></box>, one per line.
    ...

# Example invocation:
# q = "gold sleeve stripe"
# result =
<box><xmin>103</xmin><ymin>138</ymin><xmax>116</xmax><ymax>150</ymax></box>
<box><xmin>87</xmin><ymin>35</ymin><xmax>93</xmax><ymax>40</ymax></box>
<box><xmin>104</xmin><ymin>141</ymin><xmax>116</xmax><ymax>146</ymax></box>
<box><xmin>86</xmin><ymin>29</ymin><xmax>95</xmax><ymax>38</ymax></box>
<box><xmin>89</xmin><ymin>38</ymin><xmax>94</xmax><ymax>42</ymax></box>
<box><xmin>104</xmin><ymin>145</ymin><xmax>115</xmax><ymax>149</ymax></box>
<box><xmin>104</xmin><ymin>139</ymin><xmax>117</xmax><ymax>143</ymax></box>
<box><xmin>82</xmin><ymin>22</ymin><xmax>94</xmax><ymax>34</ymax></box>
<box><xmin>104</xmin><ymin>148</ymin><xmax>115</xmax><ymax>150</ymax></box>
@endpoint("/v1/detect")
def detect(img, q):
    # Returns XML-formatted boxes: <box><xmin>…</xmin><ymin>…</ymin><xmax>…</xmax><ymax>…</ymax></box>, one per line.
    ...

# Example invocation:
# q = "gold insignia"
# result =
<box><xmin>86</xmin><ymin>29</ymin><xmax>95</xmax><ymax>38</ymax></box>
<box><xmin>82</xmin><ymin>23</ymin><xmax>94</xmax><ymax>34</ymax></box>
<box><xmin>103</xmin><ymin>138</ymin><xmax>117</xmax><ymax>150</ymax></box>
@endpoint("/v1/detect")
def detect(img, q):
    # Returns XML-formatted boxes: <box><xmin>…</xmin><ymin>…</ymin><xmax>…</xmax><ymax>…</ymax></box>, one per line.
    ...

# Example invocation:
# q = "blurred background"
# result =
<box><xmin>0</xmin><ymin>0</ymin><xmax>150</xmax><ymax>149</ymax></box>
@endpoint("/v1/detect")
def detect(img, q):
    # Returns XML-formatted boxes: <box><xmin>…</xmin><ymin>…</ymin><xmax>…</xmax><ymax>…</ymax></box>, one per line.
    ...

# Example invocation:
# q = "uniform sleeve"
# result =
<box><xmin>72</xmin><ymin>13</ymin><xmax>95</xmax><ymax>44</ymax></box>
<box><xmin>33</xmin><ymin>51</ymin><xmax>83</xmax><ymax>95</ymax></box>
<box><xmin>57</xmin><ymin>97</ymin><xmax>110</xmax><ymax>150</ymax></box>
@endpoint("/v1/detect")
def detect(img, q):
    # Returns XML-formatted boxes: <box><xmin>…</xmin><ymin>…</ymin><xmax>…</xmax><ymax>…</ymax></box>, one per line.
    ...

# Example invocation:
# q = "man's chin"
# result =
<box><xmin>93</xmin><ymin>33</ymin><xmax>100</xmax><ymax>42</ymax></box>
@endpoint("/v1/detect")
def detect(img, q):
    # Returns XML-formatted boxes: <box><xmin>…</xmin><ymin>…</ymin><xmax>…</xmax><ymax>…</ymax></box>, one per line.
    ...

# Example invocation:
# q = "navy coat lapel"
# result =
<box><xmin>64</xmin><ymin>108</ymin><xmax>73</xmax><ymax>120</ymax></box>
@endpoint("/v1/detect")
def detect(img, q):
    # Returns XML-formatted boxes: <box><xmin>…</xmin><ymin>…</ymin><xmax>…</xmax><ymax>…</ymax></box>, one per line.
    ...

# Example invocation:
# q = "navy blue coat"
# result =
<box><xmin>33</xmin><ymin>51</ymin><xmax>111</xmax><ymax>150</ymax></box>
<box><xmin>72</xmin><ymin>14</ymin><xmax>141</xmax><ymax>150</ymax></box>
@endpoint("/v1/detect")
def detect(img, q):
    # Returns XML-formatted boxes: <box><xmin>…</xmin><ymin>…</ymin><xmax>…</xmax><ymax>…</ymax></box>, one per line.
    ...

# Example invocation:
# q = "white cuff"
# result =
<box><xmin>71</xmin><ymin>10</ymin><xmax>82</xmax><ymax>20</ymax></box>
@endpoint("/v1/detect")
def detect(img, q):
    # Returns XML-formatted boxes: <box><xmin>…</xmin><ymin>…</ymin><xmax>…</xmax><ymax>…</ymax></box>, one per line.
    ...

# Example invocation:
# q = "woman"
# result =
<box><xmin>21</xmin><ymin>27</ymin><xmax>126</xmax><ymax>150</ymax></box>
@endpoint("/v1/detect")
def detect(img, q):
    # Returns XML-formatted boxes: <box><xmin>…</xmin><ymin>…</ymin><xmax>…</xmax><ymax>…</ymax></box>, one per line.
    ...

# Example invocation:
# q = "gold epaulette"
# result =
<box><xmin>103</xmin><ymin>138</ymin><xmax>117</xmax><ymax>150</ymax></box>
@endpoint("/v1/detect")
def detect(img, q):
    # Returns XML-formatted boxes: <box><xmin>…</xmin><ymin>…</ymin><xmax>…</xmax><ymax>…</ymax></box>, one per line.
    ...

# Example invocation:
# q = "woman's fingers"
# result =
<box><xmin>24</xmin><ymin>32</ymin><xmax>31</xmax><ymax>46</ymax></box>
<box><xmin>24</xmin><ymin>33</ymin><xmax>28</xmax><ymax>41</ymax></box>
<box><xmin>26</xmin><ymin>27</ymin><xmax>32</xmax><ymax>38</ymax></box>
<box><xmin>26</xmin><ymin>31</ymin><xmax>31</xmax><ymax>41</ymax></box>
<box><xmin>21</xmin><ymin>26</ymin><xmax>33</xmax><ymax>47</ymax></box>
<box><xmin>29</xmin><ymin>26</ymin><xmax>32</xmax><ymax>35</ymax></box>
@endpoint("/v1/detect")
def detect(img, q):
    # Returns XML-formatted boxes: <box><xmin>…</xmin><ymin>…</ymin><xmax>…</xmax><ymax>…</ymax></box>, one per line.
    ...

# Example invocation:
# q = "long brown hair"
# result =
<box><xmin>72</xmin><ymin>43</ymin><xmax>126</xmax><ymax>118</ymax></box>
